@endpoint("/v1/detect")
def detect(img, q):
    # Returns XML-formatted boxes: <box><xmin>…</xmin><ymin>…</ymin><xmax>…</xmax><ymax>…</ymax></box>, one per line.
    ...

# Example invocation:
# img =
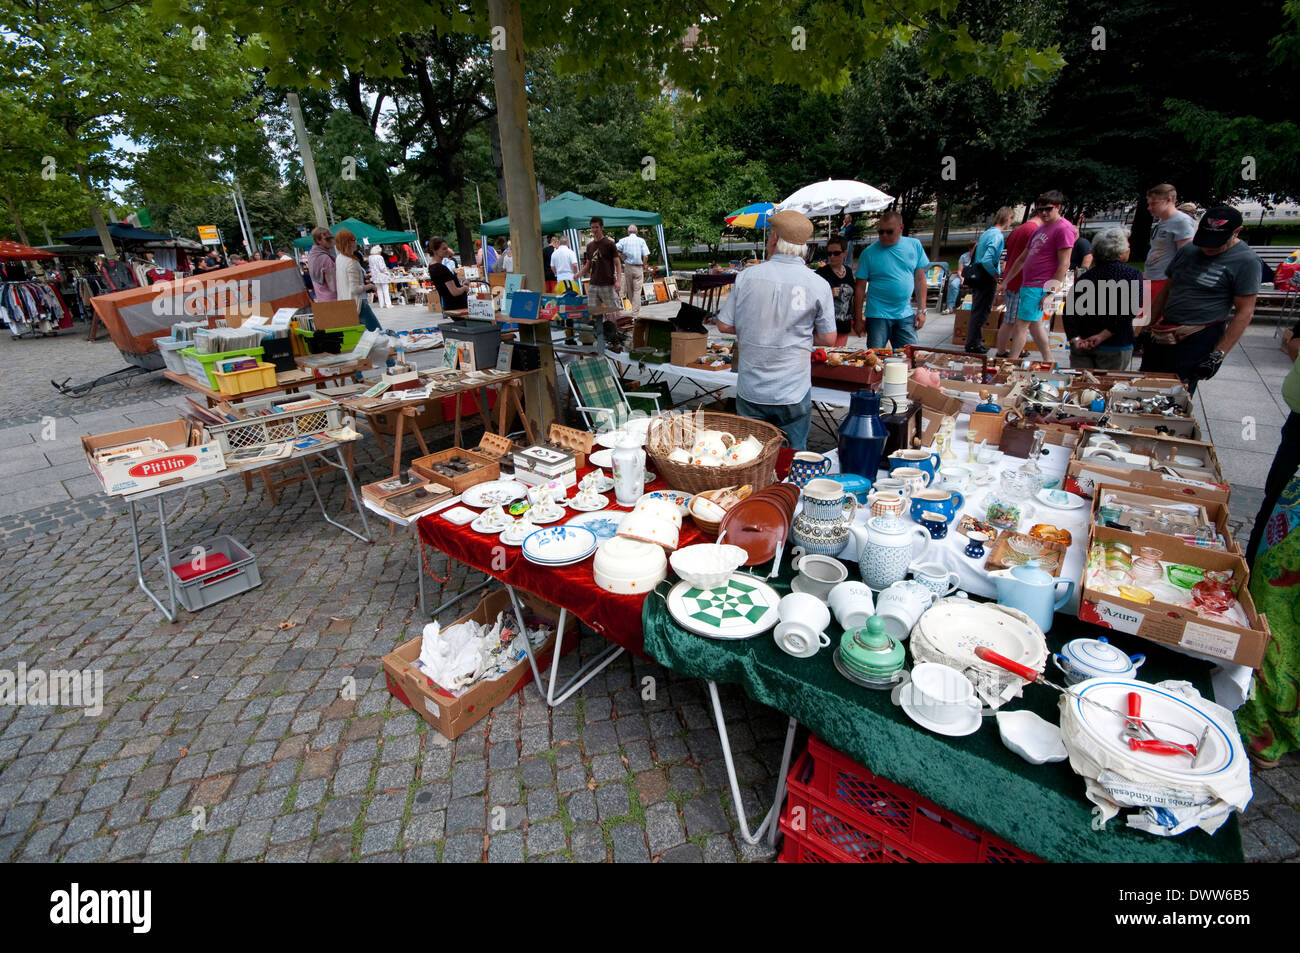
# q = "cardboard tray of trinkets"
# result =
<box><xmin>411</xmin><ymin>448</ymin><xmax>500</xmax><ymax>494</ymax></box>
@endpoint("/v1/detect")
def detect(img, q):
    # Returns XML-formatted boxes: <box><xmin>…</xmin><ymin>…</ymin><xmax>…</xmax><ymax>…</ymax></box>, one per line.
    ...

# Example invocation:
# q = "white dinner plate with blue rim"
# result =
<box><xmin>522</xmin><ymin>525</ymin><xmax>597</xmax><ymax>566</ymax></box>
<box><xmin>564</xmin><ymin>512</ymin><xmax>622</xmax><ymax>541</ymax></box>
<box><xmin>1067</xmin><ymin>679</ymin><xmax>1240</xmax><ymax>781</ymax></box>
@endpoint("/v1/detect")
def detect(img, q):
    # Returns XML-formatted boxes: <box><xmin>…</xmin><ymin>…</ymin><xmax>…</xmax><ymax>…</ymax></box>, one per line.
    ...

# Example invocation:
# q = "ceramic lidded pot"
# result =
<box><xmin>1052</xmin><ymin>636</ymin><xmax>1145</xmax><ymax>685</ymax></box>
<box><xmin>790</xmin><ymin>478</ymin><xmax>857</xmax><ymax>557</ymax></box>
<box><xmin>839</xmin><ymin>615</ymin><xmax>905</xmax><ymax>683</ymax></box>
<box><xmin>849</xmin><ymin>514</ymin><xmax>931</xmax><ymax>590</ymax></box>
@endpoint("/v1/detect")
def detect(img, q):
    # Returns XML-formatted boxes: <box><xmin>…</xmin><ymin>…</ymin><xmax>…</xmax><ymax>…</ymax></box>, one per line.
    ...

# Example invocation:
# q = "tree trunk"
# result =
<box><xmin>930</xmin><ymin>195</ymin><xmax>948</xmax><ymax>262</ymax></box>
<box><xmin>487</xmin><ymin>119</ymin><xmax>507</xmax><ymax>207</ymax></box>
<box><xmin>6</xmin><ymin>194</ymin><xmax>30</xmax><ymax>246</ymax></box>
<box><xmin>1128</xmin><ymin>197</ymin><xmax>1154</xmax><ymax>263</ymax></box>
<box><xmin>487</xmin><ymin>0</ymin><xmax>554</xmax><ymax>432</ymax></box>
<box><xmin>454</xmin><ymin>208</ymin><xmax>474</xmax><ymax>266</ymax></box>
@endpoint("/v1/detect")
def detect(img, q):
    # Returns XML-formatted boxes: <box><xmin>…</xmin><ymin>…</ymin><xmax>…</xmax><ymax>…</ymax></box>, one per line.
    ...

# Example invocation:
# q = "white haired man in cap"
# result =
<box><xmin>617</xmin><ymin>225</ymin><xmax>652</xmax><ymax>316</ymax></box>
<box><xmin>1141</xmin><ymin>205</ymin><xmax>1261</xmax><ymax>395</ymax></box>
<box><xmin>716</xmin><ymin>209</ymin><xmax>836</xmax><ymax>450</ymax></box>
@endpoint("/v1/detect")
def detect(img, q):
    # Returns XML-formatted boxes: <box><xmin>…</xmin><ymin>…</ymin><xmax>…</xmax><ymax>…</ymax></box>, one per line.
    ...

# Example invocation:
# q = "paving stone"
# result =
<box><xmin>565</xmin><ymin>789</ymin><xmax>597</xmax><ymax>823</ymax></box>
<box><xmin>526</xmin><ymin>787</ymin><xmax>558</xmax><ymax>821</ymax></box>
<box><xmin>189</xmin><ymin>774</ymin><xmax>234</xmax><ymax>808</ymax></box>
<box><xmin>653</xmin><ymin>737</ymin><xmax>689</xmax><ymax>763</ymax></box>
<box><xmin>623</xmin><ymin>740</ymin><xmax>654</xmax><ymax>772</ymax></box>
<box><xmin>80</xmin><ymin>776</ymin><xmax>128</xmax><ymax>811</ymax></box>
<box><xmin>591</xmin><ymin>752</ymin><xmax>627</xmax><ymax>783</ymax></box>
<box><xmin>412</xmin><ymin>781</ymin><xmax>451</xmax><ymax>813</ymax></box>
<box><xmin>294</xmin><ymin>778</ymin><xmax>329</xmax><ymax>810</ymax></box>
<box><xmin>556</xmin><ymin>764</ymin><xmax>586</xmax><ymax>793</ymax></box>
<box><xmin>374</xmin><ymin>762</ymin><xmax>414</xmax><ymax>791</ymax></box>
<box><xmin>404</xmin><ymin>811</ymin><xmax>445</xmax><ymax>846</ymax></box>
<box><xmin>569</xmin><ymin>822</ymin><xmax>607</xmax><ymax>863</ymax></box>
<box><xmin>520</xmin><ymin>756</ymin><xmax>555</xmax><ymax>789</ymax></box>
<box><xmin>243</xmin><ymin>790</ymin><xmax>286</xmax><ymax>822</ymax></box>
<box><xmin>487</xmin><ymin>830</ymin><xmax>524</xmax><ymax>863</ymax></box>
<box><xmin>581</xmin><ymin>720</ymin><xmax>619</xmax><ymax>755</ymax></box>
<box><xmin>20</xmin><ymin>775</ymin><xmax>60</xmax><ymax>804</ymax></box>
<box><xmin>207</xmin><ymin>796</ymin><xmax>248</xmax><ymax>832</ymax></box>
<box><xmin>309</xmin><ymin>832</ymin><xmax>354</xmax><ymax>862</ymax></box>
<box><xmin>22</xmin><ymin>823</ymin><xmax>65</xmax><ymax>860</ymax></box>
<box><xmin>702</xmin><ymin>834</ymin><xmax>737</xmax><ymax>863</ymax></box>
<box><xmin>108</xmin><ymin>823</ymin><xmax>157</xmax><ymax>861</ymax></box>
<box><xmin>225</xmin><ymin>819</ymin><xmax>272</xmax><ymax>861</ymax></box>
<box><xmin>645</xmin><ymin>801</ymin><xmax>686</xmax><ymax>856</ymax></box>
<box><xmin>380</xmin><ymin>733</ymin><xmax>419</xmax><ymax>764</ymax></box>
<box><xmin>683</xmin><ymin>795</ymin><xmax>729</xmax><ymax>837</ymax></box>
<box><xmin>610</xmin><ymin>822</ymin><xmax>650</xmax><ymax>863</ymax></box>
<box><xmin>319</xmin><ymin>796</ymin><xmax>364</xmax><ymax>834</ymax></box>
<box><xmin>270</xmin><ymin>810</ymin><xmax>317</xmax><ymax>845</ymax></box>
<box><xmin>1246</xmin><ymin>818</ymin><xmax>1298</xmax><ymax>861</ymax></box>
<box><xmin>58</xmin><ymin>810</ymin><xmax>105</xmax><ymax>846</ymax></box>
<box><xmin>40</xmin><ymin>792</ymin><xmax>83</xmax><ymax>825</ymax></box>
<box><xmin>525</xmin><ymin>819</ymin><xmax>565</xmax><ymax>856</ymax></box>
<box><xmin>452</xmin><ymin>759</ymin><xmax>486</xmax><ymax>797</ymax></box>
<box><xmin>595</xmin><ymin>782</ymin><xmax>630</xmax><ymax>821</ymax></box>
<box><xmin>404</xmin><ymin>845</ymin><xmax>440</xmax><ymax>863</ymax></box>
<box><xmin>332</xmin><ymin>763</ymin><xmax>372</xmax><ymax>797</ymax></box>
<box><xmin>668</xmin><ymin>764</ymin><xmax>704</xmax><ymax>796</ymax></box>
<box><xmin>146</xmin><ymin>783</ymin><xmax>192</xmax><ymax>820</ymax></box>
<box><xmin>659</xmin><ymin>843</ymin><xmax>704</xmax><ymax>863</ymax></box>
<box><xmin>148</xmin><ymin>815</ymin><xmax>197</xmax><ymax>854</ymax></box>
<box><xmin>367</xmin><ymin>791</ymin><xmax>407</xmax><ymax>824</ymax></box>
<box><xmin>187</xmin><ymin>833</ymin><xmax>229</xmax><ymax>863</ymax></box>
<box><xmin>265</xmin><ymin>759</ymin><xmax>301</xmax><ymax>789</ymax></box>
<box><xmin>340</xmin><ymin>738</ymin><xmax>379</xmax><ymax>766</ymax></box>
<box><xmin>441</xmin><ymin>832</ymin><xmax>483</xmax><ymax>863</ymax></box>
<box><xmin>446</xmin><ymin>797</ymin><xmax>485</xmax><ymax>835</ymax></box>
<box><xmin>63</xmin><ymin>837</ymin><xmax>112</xmax><ymax>862</ymax></box>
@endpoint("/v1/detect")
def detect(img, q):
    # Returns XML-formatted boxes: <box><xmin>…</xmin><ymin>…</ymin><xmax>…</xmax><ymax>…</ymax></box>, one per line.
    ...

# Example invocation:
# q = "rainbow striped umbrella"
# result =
<box><xmin>725</xmin><ymin>202</ymin><xmax>775</xmax><ymax>229</ymax></box>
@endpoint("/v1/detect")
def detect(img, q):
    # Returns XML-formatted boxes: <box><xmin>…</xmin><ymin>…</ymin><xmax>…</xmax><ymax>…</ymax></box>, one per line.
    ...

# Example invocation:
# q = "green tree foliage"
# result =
<box><xmin>0</xmin><ymin>0</ymin><xmax>257</xmax><ymax>241</ymax></box>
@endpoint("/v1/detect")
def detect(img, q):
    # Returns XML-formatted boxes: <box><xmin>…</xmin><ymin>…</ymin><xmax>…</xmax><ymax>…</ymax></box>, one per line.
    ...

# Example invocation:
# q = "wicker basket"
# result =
<box><xmin>646</xmin><ymin>411</ymin><xmax>783</xmax><ymax>494</ymax></box>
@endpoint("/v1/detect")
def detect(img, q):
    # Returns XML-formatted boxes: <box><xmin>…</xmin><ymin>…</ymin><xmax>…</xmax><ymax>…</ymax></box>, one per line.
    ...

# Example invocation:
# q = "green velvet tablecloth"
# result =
<box><xmin>641</xmin><ymin>558</ymin><xmax>1245</xmax><ymax>864</ymax></box>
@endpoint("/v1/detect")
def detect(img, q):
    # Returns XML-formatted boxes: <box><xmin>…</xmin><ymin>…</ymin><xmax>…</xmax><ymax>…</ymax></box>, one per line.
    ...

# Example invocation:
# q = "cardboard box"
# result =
<box><xmin>371</xmin><ymin>402</ymin><xmax>445</xmax><ymax>436</ymax></box>
<box><xmin>1067</xmin><ymin>459</ymin><xmax>1232</xmax><ymax>505</ymax></box>
<box><xmin>311</xmin><ymin>299</ymin><xmax>360</xmax><ymax>330</ymax></box>
<box><xmin>906</xmin><ymin>379</ymin><xmax>963</xmax><ymax>417</ymax></box>
<box><xmin>83</xmin><ymin>420</ymin><xmax>226</xmax><ymax>496</ymax></box>
<box><xmin>1071</xmin><ymin>427</ymin><xmax>1222</xmax><ymax>482</ymax></box>
<box><xmin>1079</xmin><ymin>524</ymin><xmax>1267</xmax><ymax>668</ymax></box>
<box><xmin>1090</xmin><ymin>481</ymin><xmax>1239</xmax><ymax>554</ymax></box>
<box><xmin>670</xmin><ymin>332</ymin><xmax>708</xmax><ymax>366</ymax></box>
<box><xmin>382</xmin><ymin>589</ymin><xmax>569</xmax><ymax>739</ymax></box>
<box><xmin>632</xmin><ymin>317</ymin><xmax>673</xmax><ymax>352</ymax></box>
<box><xmin>950</xmin><ymin>310</ymin><xmax>1001</xmax><ymax>348</ymax></box>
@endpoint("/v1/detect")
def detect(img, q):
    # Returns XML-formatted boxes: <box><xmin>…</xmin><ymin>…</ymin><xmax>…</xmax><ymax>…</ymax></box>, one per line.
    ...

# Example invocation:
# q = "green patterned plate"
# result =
<box><xmin>665</xmin><ymin>574</ymin><xmax>781</xmax><ymax>640</ymax></box>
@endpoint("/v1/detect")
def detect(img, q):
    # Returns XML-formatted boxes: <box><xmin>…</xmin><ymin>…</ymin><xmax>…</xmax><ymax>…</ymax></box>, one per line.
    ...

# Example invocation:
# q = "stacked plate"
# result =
<box><xmin>522</xmin><ymin>526</ymin><xmax>598</xmax><ymax>567</ymax></box>
<box><xmin>718</xmin><ymin>483</ymin><xmax>798</xmax><ymax>566</ymax></box>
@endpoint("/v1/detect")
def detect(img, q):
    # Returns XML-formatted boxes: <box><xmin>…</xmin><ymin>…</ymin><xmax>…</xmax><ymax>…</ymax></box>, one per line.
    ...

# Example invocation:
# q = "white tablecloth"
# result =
<box><xmin>607</xmin><ymin>349</ymin><xmax>853</xmax><ymax>407</ymax></box>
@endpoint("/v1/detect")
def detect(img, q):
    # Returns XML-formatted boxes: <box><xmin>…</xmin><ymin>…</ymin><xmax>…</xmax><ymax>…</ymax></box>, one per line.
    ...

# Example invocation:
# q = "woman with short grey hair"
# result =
<box><xmin>1064</xmin><ymin>227</ymin><xmax>1144</xmax><ymax>370</ymax></box>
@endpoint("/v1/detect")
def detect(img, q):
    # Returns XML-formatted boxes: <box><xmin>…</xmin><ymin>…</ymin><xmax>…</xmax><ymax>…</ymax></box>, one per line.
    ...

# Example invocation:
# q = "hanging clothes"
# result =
<box><xmin>1</xmin><ymin>280</ymin><xmax>68</xmax><ymax>335</ymax></box>
<box><xmin>98</xmin><ymin>258</ymin><xmax>138</xmax><ymax>292</ymax></box>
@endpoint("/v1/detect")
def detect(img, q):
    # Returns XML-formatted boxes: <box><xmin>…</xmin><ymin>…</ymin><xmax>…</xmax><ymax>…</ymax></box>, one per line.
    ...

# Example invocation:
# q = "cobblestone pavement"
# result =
<box><xmin>0</xmin><ymin>310</ymin><xmax>1296</xmax><ymax>863</ymax></box>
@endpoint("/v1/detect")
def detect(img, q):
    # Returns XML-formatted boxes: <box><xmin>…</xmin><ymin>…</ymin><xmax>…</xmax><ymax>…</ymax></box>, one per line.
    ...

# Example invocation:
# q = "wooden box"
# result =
<box><xmin>410</xmin><ymin>447</ymin><xmax>500</xmax><ymax>493</ymax></box>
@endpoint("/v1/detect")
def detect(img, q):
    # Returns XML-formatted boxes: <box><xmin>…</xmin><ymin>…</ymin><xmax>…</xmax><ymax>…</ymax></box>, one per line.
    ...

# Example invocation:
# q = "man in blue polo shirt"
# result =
<box><xmin>852</xmin><ymin>210</ymin><xmax>930</xmax><ymax>348</ymax></box>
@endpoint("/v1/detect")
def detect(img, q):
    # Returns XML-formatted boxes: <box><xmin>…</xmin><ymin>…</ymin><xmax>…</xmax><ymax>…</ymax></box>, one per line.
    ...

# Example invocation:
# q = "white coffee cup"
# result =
<box><xmin>937</xmin><ymin>466</ymin><xmax>970</xmax><ymax>491</ymax></box>
<box><xmin>778</xmin><ymin>592</ymin><xmax>831</xmax><ymax>635</ymax></box>
<box><xmin>897</xmin><ymin>662</ymin><xmax>982</xmax><ymax>724</ymax></box>
<box><xmin>774</xmin><ymin>621</ymin><xmax>831</xmax><ymax>658</ymax></box>
<box><xmin>790</xmin><ymin>553</ymin><xmax>849</xmax><ymax>600</ymax></box>
<box><xmin>908</xmin><ymin>562</ymin><xmax>961</xmax><ymax>597</ymax></box>
<box><xmin>828</xmin><ymin>581</ymin><xmax>876</xmax><ymax>631</ymax></box>
<box><xmin>875</xmin><ymin>580</ymin><xmax>938</xmax><ymax>641</ymax></box>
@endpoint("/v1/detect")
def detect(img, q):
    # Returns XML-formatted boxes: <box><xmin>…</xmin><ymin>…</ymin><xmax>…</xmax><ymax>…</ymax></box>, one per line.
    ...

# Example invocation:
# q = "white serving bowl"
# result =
<box><xmin>633</xmin><ymin>497</ymin><xmax>683</xmax><ymax>529</ymax></box>
<box><xmin>617</xmin><ymin>511</ymin><xmax>679</xmax><ymax>550</ymax></box>
<box><xmin>669</xmin><ymin>544</ymin><xmax>749</xmax><ymax>590</ymax></box>
<box><xmin>593</xmin><ymin>536</ymin><xmax>667</xmax><ymax>594</ymax></box>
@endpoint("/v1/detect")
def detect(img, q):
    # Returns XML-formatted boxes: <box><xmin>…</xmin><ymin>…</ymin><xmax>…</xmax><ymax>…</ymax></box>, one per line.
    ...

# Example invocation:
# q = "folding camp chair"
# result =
<box><xmin>565</xmin><ymin>356</ymin><xmax>663</xmax><ymax>432</ymax></box>
<box><xmin>925</xmin><ymin>262</ymin><xmax>950</xmax><ymax>309</ymax></box>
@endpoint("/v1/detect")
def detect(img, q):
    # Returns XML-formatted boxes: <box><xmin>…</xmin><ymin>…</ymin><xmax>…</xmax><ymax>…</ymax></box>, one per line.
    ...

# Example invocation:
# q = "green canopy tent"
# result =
<box><xmin>478</xmin><ymin>191</ymin><xmax>671</xmax><ymax>277</ymax></box>
<box><xmin>292</xmin><ymin>218</ymin><xmax>422</xmax><ymax>260</ymax></box>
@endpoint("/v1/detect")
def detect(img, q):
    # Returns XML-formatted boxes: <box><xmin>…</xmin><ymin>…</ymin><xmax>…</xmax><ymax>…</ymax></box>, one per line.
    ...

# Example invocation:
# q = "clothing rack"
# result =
<box><xmin>2</xmin><ymin>279</ymin><xmax>71</xmax><ymax>339</ymax></box>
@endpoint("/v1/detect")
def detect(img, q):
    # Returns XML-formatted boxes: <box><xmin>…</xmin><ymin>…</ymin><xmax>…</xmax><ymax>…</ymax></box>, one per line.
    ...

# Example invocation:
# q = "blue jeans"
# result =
<box><xmin>866</xmin><ymin>317</ymin><xmax>919</xmax><ymax>349</ymax></box>
<box><xmin>359</xmin><ymin>299</ymin><xmax>381</xmax><ymax>332</ymax></box>
<box><xmin>945</xmin><ymin>276</ymin><xmax>962</xmax><ymax>311</ymax></box>
<box><xmin>737</xmin><ymin>390</ymin><xmax>813</xmax><ymax>451</ymax></box>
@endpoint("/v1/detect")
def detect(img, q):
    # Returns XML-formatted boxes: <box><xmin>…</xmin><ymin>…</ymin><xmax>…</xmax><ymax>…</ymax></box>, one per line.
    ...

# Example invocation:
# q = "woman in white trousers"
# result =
<box><xmin>368</xmin><ymin>245</ymin><xmax>392</xmax><ymax>308</ymax></box>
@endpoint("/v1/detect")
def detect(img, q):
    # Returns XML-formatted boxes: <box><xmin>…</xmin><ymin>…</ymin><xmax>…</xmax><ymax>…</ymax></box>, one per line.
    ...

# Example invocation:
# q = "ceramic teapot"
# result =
<box><xmin>987</xmin><ymin>564</ymin><xmax>1074</xmax><ymax>634</ymax></box>
<box><xmin>848</xmin><ymin>515</ymin><xmax>931</xmax><ymax>590</ymax></box>
<box><xmin>790</xmin><ymin>478</ymin><xmax>857</xmax><ymax>557</ymax></box>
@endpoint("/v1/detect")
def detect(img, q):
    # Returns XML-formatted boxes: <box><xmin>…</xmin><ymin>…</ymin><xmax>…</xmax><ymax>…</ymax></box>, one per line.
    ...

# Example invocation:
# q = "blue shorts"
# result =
<box><xmin>1017</xmin><ymin>286</ymin><xmax>1047</xmax><ymax>322</ymax></box>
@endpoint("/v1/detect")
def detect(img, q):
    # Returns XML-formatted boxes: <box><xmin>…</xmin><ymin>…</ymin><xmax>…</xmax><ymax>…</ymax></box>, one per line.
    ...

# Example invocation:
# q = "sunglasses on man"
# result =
<box><xmin>877</xmin><ymin>228</ymin><xmax>897</xmax><ymax>236</ymax></box>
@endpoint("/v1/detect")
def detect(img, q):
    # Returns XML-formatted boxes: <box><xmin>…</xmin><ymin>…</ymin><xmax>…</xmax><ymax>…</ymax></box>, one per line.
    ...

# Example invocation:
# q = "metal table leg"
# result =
<box><xmin>506</xmin><ymin>585</ymin><xmax>623</xmax><ymax>707</ymax></box>
<box><xmin>128</xmin><ymin>496</ymin><xmax>178</xmax><ymax>622</ymax></box>
<box><xmin>707</xmin><ymin>681</ymin><xmax>798</xmax><ymax>847</ymax></box>
<box><xmin>299</xmin><ymin>447</ymin><xmax>371</xmax><ymax>542</ymax></box>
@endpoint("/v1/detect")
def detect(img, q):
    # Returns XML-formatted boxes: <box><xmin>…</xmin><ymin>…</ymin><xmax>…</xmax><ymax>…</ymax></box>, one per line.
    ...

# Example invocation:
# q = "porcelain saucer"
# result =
<box><xmin>898</xmin><ymin>683</ymin><xmax>982</xmax><ymax>737</ymax></box>
<box><xmin>568</xmin><ymin>494</ymin><xmax>609</xmax><ymax>512</ymax></box>
<box><xmin>527</xmin><ymin>507</ymin><xmax>566</xmax><ymax>524</ymax></box>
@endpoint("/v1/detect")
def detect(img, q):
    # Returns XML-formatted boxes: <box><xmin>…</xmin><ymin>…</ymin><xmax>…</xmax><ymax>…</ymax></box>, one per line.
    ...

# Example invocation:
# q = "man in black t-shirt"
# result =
<box><xmin>542</xmin><ymin>235</ymin><xmax>556</xmax><ymax>291</ymax></box>
<box><xmin>814</xmin><ymin>236</ymin><xmax>855</xmax><ymax>346</ymax></box>
<box><xmin>427</xmin><ymin>237</ymin><xmax>469</xmax><ymax>311</ymax></box>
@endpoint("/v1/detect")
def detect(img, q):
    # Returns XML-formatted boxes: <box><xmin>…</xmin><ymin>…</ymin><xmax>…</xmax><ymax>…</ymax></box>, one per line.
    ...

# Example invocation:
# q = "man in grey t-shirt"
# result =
<box><xmin>717</xmin><ymin>209</ymin><xmax>836</xmax><ymax>450</ymax></box>
<box><xmin>1144</xmin><ymin>184</ymin><xmax>1196</xmax><ymax>286</ymax></box>
<box><xmin>1141</xmin><ymin>206</ymin><xmax>1260</xmax><ymax>394</ymax></box>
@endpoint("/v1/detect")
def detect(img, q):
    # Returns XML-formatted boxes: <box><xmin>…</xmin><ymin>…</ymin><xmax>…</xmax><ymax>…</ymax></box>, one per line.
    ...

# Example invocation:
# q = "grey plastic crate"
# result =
<box><xmin>165</xmin><ymin>535</ymin><xmax>262</xmax><ymax>612</ymax></box>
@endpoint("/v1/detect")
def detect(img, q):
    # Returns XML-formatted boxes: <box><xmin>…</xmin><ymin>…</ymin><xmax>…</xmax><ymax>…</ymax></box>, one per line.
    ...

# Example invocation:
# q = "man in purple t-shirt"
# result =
<box><xmin>998</xmin><ymin>190</ymin><xmax>1076</xmax><ymax>360</ymax></box>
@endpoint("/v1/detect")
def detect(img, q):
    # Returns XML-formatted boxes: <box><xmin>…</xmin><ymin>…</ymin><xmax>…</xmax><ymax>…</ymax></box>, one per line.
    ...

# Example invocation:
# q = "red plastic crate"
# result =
<box><xmin>801</xmin><ymin>736</ymin><xmax>1042</xmax><ymax>863</ymax></box>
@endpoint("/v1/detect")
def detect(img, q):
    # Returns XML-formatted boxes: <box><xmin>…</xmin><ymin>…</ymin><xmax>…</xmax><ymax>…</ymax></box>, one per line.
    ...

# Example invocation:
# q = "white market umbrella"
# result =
<box><xmin>776</xmin><ymin>179</ymin><xmax>894</xmax><ymax>218</ymax></box>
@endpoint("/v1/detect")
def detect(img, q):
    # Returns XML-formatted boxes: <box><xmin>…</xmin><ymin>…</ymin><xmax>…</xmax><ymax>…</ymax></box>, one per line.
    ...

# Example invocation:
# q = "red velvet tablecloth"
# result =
<box><xmin>417</xmin><ymin>468</ymin><xmax>706</xmax><ymax>657</ymax></box>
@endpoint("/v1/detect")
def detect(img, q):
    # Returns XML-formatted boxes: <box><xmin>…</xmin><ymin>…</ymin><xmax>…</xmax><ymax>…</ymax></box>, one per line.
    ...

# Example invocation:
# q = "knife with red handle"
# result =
<box><xmin>973</xmin><ymin>645</ymin><xmax>1041</xmax><ymax>682</ymax></box>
